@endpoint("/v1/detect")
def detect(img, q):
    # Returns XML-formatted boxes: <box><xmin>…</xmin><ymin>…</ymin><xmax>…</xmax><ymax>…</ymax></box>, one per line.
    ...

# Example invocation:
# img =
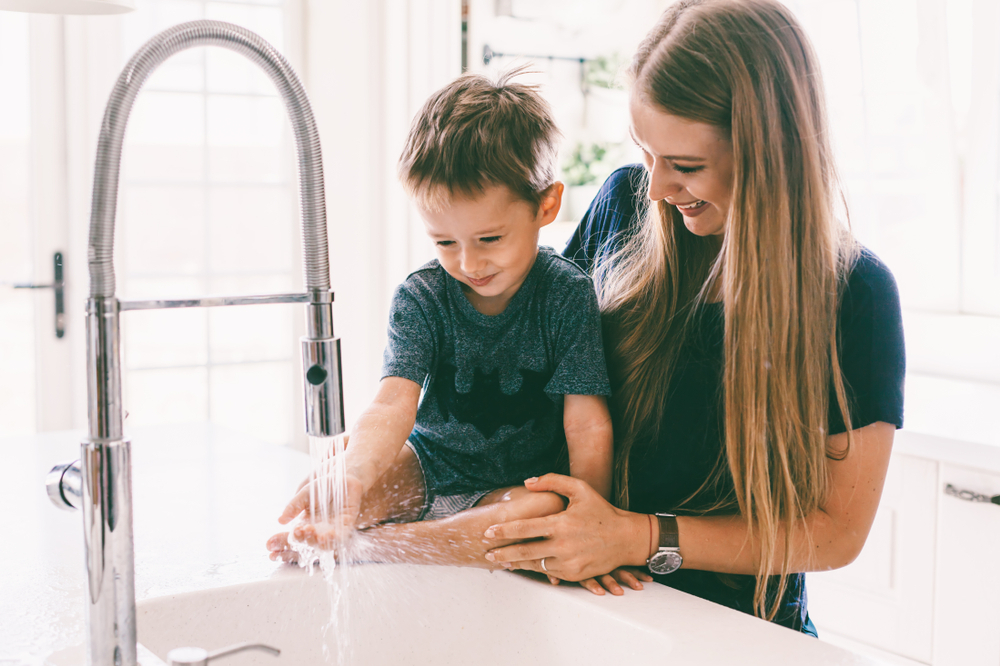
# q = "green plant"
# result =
<box><xmin>583</xmin><ymin>54</ymin><xmax>626</xmax><ymax>90</ymax></box>
<box><xmin>562</xmin><ymin>142</ymin><xmax>611</xmax><ymax>187</ymax></box>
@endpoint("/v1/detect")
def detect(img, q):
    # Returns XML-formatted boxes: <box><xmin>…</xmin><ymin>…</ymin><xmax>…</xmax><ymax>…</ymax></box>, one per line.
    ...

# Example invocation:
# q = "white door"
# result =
<box><xmin>0</xmin><ymin>12</ymin><xmax>34</xmax><ymax>437</ymax></box>
<box><xmin>0</xmin><ymin>14</ymin><xmax>74</xmax><ymax>437</ymax></box>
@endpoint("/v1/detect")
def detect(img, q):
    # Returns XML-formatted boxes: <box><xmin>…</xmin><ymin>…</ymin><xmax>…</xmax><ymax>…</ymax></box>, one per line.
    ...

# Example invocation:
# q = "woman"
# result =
<box><xmin>481</xmin><ymin>0</ymin><xmax>904</xmax><ymax>633</ymax></box>
<box><xmin>271</xmin><ymin>0</ymin><xmax>905</xmax><ymax>634</ymax></box>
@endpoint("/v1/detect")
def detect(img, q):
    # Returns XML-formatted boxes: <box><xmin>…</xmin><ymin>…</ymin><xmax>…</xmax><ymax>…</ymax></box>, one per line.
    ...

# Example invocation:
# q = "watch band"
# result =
<box><xmin>657</xmin><ymin>513</ymin><xmax>679</xmax><ymax>549</ymax></box>
<box><xmin>646</xmin><ymin>513</ymin><xmax>682</xmax><ymax>575</ymax></box>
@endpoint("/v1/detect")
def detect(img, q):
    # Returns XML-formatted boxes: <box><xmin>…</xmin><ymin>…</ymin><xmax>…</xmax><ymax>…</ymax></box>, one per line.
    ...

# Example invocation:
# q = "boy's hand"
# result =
<box><xmin>267</xmin><ymin>531</ymin><xmax>301</xmax><ymax>564</ymax></box>
<box><xmin>580</xmin><ymin>568</ymin><xmax>654</xmax><ymax>595</ymax></box>
<box><xmin>543</xmin><ymin>569</ymin><xmax>653</xmax><ymax>596</ymax></box>
<box><xmin>278</xmin><ymin>473</ymin><xmax>365</xmax><ymax>548</ymax></box>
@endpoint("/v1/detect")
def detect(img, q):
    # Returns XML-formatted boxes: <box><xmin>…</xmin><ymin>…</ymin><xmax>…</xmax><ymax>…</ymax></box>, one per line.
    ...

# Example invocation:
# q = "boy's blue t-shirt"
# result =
<box><xmin>381</xmin><ymin>246</ymin><xmax>611</xmax><ymax>496</ymax></box>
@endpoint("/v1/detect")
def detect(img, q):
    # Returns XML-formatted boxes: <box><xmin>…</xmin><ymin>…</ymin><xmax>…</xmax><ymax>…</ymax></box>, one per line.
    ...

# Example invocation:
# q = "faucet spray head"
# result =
<box><xmin>301</xmin><ymin>295</ymin><xmax>345</xmax><ymax>438</ymax></box>
<box><xmin>301</xmin><ymin>336</ymin><xmax>345</xmax><ymax>438</ymax></box>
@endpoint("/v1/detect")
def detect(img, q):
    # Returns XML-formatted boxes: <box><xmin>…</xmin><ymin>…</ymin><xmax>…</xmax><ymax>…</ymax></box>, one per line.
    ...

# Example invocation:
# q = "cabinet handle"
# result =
<box><xmin>944</xmin><ymin>484</ymin><xmax>1000</xmax><ymax>506</ymax></box>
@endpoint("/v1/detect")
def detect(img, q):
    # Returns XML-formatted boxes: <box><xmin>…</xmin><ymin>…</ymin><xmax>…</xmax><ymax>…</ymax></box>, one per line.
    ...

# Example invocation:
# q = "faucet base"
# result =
<box><xmin>82</xmin><ymin>438</ymin><xmax>137</xmax><ymax>666</ymax></box>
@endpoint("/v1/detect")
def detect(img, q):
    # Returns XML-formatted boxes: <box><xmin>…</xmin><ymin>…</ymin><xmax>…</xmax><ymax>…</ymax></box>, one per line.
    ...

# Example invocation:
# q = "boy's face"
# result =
<box><xmin>419</xmin><ymin>183</ymin><xmax>562</xmax><ymax>316</ymax></box>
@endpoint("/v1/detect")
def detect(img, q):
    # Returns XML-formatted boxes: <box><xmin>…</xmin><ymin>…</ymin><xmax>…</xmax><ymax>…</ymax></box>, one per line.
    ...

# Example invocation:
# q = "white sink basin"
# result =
<box><xmin>136</xmin><ymin>564</ymin><xmax>878</xmax><ymax>666</ymax></box>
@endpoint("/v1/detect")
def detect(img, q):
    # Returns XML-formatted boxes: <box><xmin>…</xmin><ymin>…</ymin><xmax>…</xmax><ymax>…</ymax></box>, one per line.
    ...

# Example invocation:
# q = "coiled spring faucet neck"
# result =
<box><xmin>88</xmin><ymin>19</ymin><xmax>330</xmax><ymax>299</ymax></box>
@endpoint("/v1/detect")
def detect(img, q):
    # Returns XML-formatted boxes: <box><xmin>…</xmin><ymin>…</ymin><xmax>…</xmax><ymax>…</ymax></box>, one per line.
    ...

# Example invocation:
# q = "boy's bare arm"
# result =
<box><xmin>343</xmin><ymin>376</ymin><xmax>423</xmax><ymax>492</ymax></box>
<box><xmin>278</xmin><ymin>376</ymin><xmax>422</xmax><ymax>525</ymax></box>
<box><xmin>563</xmin><ymin>394</ymin><xmax>613</xmax><ymax>500</ymax></box>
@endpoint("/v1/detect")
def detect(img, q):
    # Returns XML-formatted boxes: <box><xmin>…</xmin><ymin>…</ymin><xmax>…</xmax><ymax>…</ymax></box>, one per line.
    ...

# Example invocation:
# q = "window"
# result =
<box><xmin>957</xmin><ymin>0</ymin><xmax>1000</xmax><ymax>317</ymax></box>
<box><xmin>788</xmin><ymin>0</ymin><xmax>962</xmax><ymax>311</ymax></box>
<box><xmin>469</xmin><ymin>0</ymin><xmax>1000</xmax><ymax>446</ymax></box>
<box><xmin>788</xmin><ymin>0</ymin><xmax>1000</xmax><ymax>444</ymax></box>
<box><xmin>114</xmin><ymin>0</ymin><xmax>302</xmax><ymax>445</ymax></box>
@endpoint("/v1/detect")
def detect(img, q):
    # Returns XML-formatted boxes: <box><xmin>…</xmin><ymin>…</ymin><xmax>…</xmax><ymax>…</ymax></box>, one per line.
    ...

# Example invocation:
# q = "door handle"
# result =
<box><xmin>13</xmin><ymin>252</ymin><xmax>65</xmax><ymax>338</ymax></box>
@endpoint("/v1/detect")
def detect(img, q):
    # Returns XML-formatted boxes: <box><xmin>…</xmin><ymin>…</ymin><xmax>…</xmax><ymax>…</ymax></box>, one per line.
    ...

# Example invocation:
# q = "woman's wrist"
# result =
<box><xmin>647</xmin><ymin>513</ymin><xmax>660</xmax><ymax>559</ymax></box>
<box><xmin>621</xmin><ymin>510</ymin><xmax>658</xmax><ymax>566</ymax></box>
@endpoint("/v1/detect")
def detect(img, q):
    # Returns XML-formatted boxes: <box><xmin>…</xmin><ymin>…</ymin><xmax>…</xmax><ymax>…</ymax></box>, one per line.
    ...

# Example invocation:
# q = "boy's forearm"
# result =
<box><xmin>564</xmin><ymin>394</ymin><xmax>614</xmax><ymax>500</ymax></box>
<box><xmin>344</xmin><ymin>411</ymin><xmax>410</xmax><ymax>490</ymax></box>
<box><xmin>567</xmin><ymin>429</ymin><xmax>613</xmax><ymax>499</ymax></box>
<box><xmin>343</xmin><ymin>378</ymin><xmax>421</xmax><ymax>491</ymax></box>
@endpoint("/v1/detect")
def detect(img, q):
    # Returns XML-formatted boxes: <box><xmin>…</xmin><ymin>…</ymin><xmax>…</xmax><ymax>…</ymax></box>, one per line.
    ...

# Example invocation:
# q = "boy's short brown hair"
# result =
<box><xmin>398</xmin><ymin>69</ymin><xmax>560</xmax><ymax>210</ymax></box>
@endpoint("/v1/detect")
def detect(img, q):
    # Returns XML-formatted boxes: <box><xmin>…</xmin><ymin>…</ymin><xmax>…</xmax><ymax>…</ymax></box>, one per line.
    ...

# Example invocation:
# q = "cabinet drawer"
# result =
<box><xmin>933</xmin><ymin>464</ymin><xmax>1000</xmax><ymax>666</ymax></box>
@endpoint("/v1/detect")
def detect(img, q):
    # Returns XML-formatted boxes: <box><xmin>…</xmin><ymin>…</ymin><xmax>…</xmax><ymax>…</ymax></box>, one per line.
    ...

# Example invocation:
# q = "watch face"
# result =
<box><xmin>648</xmin><ymin>550</ymin><xmax>683</xmax><ymax>575</ymax></box>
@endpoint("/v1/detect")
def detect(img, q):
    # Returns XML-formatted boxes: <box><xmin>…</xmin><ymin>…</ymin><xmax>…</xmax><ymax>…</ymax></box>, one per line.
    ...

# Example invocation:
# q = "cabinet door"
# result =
<box><xmin>808</xmin><ymin>453</ymin><xmax>938</xmax><ymax>663</ymax></box>
<box><xmin>933</xmin><ymin>464</ymin><xmax>1000</xmax><ymax>666</ymax></box>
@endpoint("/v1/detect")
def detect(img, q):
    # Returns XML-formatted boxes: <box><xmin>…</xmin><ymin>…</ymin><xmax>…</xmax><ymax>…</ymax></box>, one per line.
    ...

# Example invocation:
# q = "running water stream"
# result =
<box><xmin>283</xmin><ymin>435</ymin><xmax>460</xmax><ymax>664</ymax></box>
<box><xmin>289</xmin><ymin>434</ymin><xmax>355</xmax><ymax>665</ymax></box>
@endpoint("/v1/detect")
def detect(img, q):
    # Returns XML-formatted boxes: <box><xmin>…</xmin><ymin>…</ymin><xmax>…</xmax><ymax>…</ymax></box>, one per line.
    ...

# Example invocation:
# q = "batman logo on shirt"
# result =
<box><xmin>434</xmin><ymin>362</ymin><xmax>553</xmax><ymax>439</ymax></box>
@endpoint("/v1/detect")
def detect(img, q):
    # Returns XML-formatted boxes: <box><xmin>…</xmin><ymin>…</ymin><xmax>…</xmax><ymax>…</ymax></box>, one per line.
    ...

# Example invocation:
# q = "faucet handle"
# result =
<box><xmin>46</xmin><ymin>459</ymin><xmax>82</xmax><ymax>510</ymax></box>
<box><xmin>167</xmin><ymin>643</ymin><xmax>280</xmax><ymax>666</ymax></box>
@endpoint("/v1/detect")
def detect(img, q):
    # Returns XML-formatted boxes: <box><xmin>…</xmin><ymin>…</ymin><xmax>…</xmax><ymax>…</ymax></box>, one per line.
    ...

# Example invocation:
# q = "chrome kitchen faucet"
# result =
<box><xmin>45</xmin><ymin>20</ymin><xmax>344</xmax><ymax>666</ymax></box>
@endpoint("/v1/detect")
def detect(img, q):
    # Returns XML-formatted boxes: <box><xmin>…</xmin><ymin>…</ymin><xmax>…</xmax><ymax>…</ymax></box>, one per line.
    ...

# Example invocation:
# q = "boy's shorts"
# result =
<box><xmin>404</xmin><ymin>441</ymin><xmax>493</xmax><ymax>521</ymax></box>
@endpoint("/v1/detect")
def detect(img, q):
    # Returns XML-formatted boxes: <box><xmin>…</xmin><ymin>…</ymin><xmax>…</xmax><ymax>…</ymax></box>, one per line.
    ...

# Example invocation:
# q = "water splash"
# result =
<box><xmin>289</xmin><ymin>434</ymin><xmax>354</xmax><ymax>665</ymax></box>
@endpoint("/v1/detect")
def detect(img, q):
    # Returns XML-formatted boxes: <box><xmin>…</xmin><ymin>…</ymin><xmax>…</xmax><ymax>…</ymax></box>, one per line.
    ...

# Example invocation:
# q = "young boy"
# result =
<box><xmin>269</xmin><ymin>71</ymin><xmax>612</xmax><ymax>570</ymax></box>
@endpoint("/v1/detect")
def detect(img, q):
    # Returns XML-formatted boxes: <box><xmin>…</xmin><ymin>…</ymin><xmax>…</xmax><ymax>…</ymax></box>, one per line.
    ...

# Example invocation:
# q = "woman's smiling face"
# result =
<box><xmin>629</xmin><ymin>95</ymin><xmax>734</xmax><ymax>237</ymax></box>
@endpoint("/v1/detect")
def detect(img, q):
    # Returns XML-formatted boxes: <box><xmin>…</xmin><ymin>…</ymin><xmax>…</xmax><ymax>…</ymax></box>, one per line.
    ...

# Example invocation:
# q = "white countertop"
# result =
<box><xmin>894</xmin><ymin>429</ymin><xmax>1000</xmax><ymax>474</ymax></box>
<box><xmin>0</xmin><ymin>423</ymin><xmax>309</xmax><ymax>666</ymax></box>
<box><xmin>1</xmin><ymin>422</ymin><xmax>882</xmax><ymax>666</ymax></box>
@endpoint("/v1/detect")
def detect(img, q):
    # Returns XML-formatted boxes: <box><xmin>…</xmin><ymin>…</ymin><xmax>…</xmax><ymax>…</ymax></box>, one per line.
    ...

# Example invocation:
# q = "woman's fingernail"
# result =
<box><xmin>485</xmin><ymin>552</ymin><xmax>495</xmax><ymax>562</ymax></box>
<box><xmin>525</xmin><ymin>477</ymin><xmax>539</xmax><ymax>484</ymax></box>
<box><xmin>500</xmin><ymin>562</ymin><xmax>512</xmax><ymax>569</ymax></box>
<box><xmin>484</xmin><ymin>527</ymin><xmax>496</xmax><ymax>538</ymax></box>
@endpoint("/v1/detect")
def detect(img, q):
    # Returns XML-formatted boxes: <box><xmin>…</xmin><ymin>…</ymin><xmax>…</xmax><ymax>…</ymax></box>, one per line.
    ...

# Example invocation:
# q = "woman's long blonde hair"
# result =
<box><xmin>599</xmin><ymin>0</ymin><xmax>859</xmax><ymax>620</ymax></box>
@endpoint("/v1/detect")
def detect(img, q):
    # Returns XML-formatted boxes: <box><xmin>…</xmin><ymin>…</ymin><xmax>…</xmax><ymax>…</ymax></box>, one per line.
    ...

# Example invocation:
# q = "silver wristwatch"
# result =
<box><xmin>647</xmin><ymin>513</ymin><xmax>683</xmax><ymax>575</ymax></box>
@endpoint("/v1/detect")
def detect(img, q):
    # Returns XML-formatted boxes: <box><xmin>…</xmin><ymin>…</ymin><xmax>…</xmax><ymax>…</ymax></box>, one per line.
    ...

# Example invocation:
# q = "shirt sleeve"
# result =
<box><xmin>828</xmin><ymin>250</ymin><xmax>906</xmax><ymax>435</ymax></box>
<box><xmin>544</xmin><ymin>274</ymin><xmax>612</xmax><ymax>397</ymax></box>
<box><xmin>563</xmin><ymin>165</ymin><xmax>647</xmax><ymax>275</ymax></box>
<box><xmin>381</xmin><ymin>283</ymin><xmax>436</xmax><ymax>387</ymax></box>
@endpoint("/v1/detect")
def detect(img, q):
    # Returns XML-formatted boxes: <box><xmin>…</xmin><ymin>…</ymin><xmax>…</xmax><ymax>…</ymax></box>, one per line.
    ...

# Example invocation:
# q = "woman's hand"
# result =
<box><xmin>483</xmin><ymin>474</ymin><xmax>652</xmax><ymax>583</ymax></box>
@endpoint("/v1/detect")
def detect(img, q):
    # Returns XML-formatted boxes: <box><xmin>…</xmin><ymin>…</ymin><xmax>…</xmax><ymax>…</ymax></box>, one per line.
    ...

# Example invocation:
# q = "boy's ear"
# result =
<box><xmin>537</xmin><ymin>182</ymin><xmax>564</xmax><ymax>228</ymax></box>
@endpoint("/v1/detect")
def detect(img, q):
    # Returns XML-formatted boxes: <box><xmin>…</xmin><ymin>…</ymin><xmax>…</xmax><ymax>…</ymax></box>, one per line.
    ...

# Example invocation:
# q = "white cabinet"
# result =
<box><xmin>932</xmin><ymin>464</ymin><xmax>1000</xmax><ymax>666</ymax></box>
<box><xmin>809</xmin><ymin>435</ymin><xmax>1000</xmax><ymax>666</ymax></box>
<box><xmin>809</xmin><ymin>454</ymin><xmax>938</xmax><ymax>663</ymax></box>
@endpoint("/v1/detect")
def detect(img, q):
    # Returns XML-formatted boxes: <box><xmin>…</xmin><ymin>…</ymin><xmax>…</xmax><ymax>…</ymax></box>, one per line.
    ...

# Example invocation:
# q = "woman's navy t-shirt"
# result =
<box><xmin>564</xmin><ymin>165</ymin><xmax>906</xmax><ymax>632</ymax></box>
